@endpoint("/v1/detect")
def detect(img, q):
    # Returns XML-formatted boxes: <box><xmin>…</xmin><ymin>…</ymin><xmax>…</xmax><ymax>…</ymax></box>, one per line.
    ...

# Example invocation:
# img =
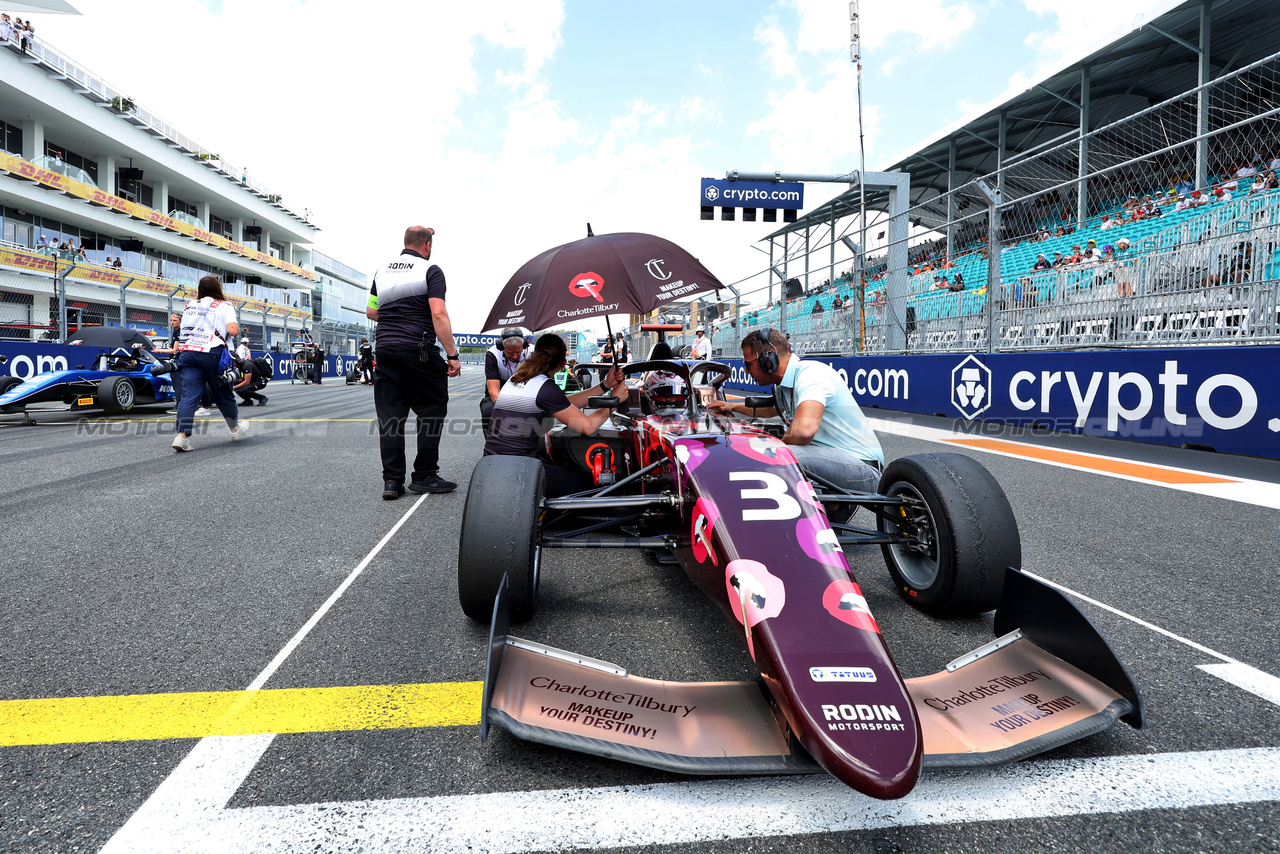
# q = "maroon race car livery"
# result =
<box><xmin>459</xmin><ymin>357</ymin><xmax>1143</xmax><ymax>800</ymax></box>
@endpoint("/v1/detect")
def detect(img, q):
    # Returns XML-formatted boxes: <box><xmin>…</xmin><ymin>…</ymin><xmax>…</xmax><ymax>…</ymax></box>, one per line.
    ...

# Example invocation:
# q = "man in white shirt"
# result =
<box><xmin>689</xmin><ymin>325</ymin><xmax>712</xmax><ymax>360</ymax></box>
<box><xmin>707</xmin><ymin>327</ymin><xmax>883</xmax><ymax>497</ymax></box>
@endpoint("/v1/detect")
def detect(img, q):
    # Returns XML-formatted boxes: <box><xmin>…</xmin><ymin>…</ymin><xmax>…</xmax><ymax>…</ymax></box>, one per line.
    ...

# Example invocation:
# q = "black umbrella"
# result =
<box><xmin>483</xmin><ymin>227</ymin><xmax>724</xmax><ymax>333</ymax></box>
<box><xmin>65</xmin><ymin>326</ymin><xmax>153</xmax><ymax>350</ymax></box>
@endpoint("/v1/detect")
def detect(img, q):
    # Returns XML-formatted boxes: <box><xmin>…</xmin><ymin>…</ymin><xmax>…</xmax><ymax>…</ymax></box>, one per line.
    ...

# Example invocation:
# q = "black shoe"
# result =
<box><xmin>258</xmin><ymin>396</ymin><xmax>268</xmax><ymax>405</ymax></box>
<box><xmin>382</xmin><ymin>481</ymin><xmax>406</xmax><ymax>500</ymax></box>
<box><xmin>408</xmin><ymin>475</ymin><xmax>458</xmax><ymax>494</ymax></box>
<box><xmin>241</xmin><ymin>399</ymin><xmax>254</xmax><ymax>406</ymax></box>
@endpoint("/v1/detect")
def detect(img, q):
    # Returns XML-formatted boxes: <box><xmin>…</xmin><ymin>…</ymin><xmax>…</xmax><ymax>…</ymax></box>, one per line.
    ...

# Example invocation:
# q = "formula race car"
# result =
<box><xmin>0</xmin><ymin>345</ymin><xmax>176</xmax><ymax>418</ymax></box>
<box><xmin>457</xmin><ymin>353</ymin><xmax>1145</xmax><ymax>800</ymax></box>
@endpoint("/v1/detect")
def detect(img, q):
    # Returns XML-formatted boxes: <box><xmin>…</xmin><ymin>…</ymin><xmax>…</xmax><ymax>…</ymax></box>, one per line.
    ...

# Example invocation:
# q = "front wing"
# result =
<box><xmin>481</xmin><ymin>569</ymin><xmax>1142</xmax><ymax>781</ymax></box>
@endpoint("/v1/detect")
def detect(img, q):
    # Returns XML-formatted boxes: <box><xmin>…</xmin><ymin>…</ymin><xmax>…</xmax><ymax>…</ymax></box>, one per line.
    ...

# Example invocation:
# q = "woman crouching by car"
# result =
<box><xmin>483</xmin><ymin>333</ymin><xmax>623</xmax><ymax>497</ymax></box>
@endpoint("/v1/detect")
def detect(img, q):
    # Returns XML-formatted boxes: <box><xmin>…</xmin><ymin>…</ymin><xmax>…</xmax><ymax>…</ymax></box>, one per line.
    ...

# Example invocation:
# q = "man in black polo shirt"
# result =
<box><xmin>367</xmin><ymin>225</ymin><xmax>462</xmax><ymax>500</ymax></box>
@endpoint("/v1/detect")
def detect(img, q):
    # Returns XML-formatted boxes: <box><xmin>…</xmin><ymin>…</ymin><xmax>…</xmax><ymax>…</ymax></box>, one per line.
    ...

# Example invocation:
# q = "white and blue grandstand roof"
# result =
<box><xmin>767</xmin><ymin>0</ymin><xmax>1280</xmax><ymax>238</ymax></box>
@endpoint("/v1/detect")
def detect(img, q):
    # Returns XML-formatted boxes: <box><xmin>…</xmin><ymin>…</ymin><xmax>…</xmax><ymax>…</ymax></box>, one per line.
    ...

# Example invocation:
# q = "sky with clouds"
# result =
<box><xmin>34</xmin><ymin>0</ymin><xmax>1177</xmax><ymax>336</ymax></box>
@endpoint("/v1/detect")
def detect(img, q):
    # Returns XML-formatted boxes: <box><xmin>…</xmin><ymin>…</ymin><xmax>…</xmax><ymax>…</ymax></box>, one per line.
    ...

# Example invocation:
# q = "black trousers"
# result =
<box><xmin>236</xmin><ymin>383</ymin><xmax>267</xmax><ymax>404</ymax></box>
<box><xmin>374</xmin><ymin>346</ymin><xmax>449</xmax><ymax>484</ymax></box>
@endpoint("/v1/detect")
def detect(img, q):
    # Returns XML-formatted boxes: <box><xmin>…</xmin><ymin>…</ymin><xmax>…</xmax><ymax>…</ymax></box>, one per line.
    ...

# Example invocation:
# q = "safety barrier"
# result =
<box><xmin>722</xmin><ymin>345</ymin><xmax>1280</xmax><ymax>460</ymax></box>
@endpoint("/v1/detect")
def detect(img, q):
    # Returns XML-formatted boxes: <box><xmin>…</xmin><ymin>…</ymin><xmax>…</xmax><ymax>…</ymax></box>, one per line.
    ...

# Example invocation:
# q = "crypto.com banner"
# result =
<box><xmin>722</xmin><ymin>346</ymin><xmax>1280</xmax><ymax>459</ymax></box>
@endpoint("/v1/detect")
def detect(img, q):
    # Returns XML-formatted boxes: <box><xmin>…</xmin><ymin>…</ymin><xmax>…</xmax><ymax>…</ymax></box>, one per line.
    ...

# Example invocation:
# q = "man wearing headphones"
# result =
<box><xmin>481</xmin><ymin>327</ymin><xmax>530</xmax><ymax>434</ymax></box>
<box><xmin>707</xmin><ymin>327</ymin><xmax>883</xmax><ymax>494</ymax></box>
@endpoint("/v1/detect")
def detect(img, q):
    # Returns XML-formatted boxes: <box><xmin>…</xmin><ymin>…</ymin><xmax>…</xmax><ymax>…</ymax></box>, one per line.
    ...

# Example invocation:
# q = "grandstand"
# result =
<box><xmin>0</xmin><ymin>29</ymin><xmax>372</xmax><ymax>354</ymax></box>
<box><xmin>633</xmin><ymin>0</ymin><xmax>1280</xmax><ymax>361</ymax></box>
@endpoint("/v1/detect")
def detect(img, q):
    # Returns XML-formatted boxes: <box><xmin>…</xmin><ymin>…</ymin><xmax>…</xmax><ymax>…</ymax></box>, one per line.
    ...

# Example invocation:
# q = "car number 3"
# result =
<box><xmin>728</xmin><ymin>471</ymin><xmax>802</xmax><ymax>521</ymax></box>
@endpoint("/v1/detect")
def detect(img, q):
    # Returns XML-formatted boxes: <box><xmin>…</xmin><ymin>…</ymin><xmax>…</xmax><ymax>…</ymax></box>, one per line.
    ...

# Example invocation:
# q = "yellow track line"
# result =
<box><xmin>0</xmin><ymin>681</ymin><xmax>483</xmax><ymax>746</ymax></box>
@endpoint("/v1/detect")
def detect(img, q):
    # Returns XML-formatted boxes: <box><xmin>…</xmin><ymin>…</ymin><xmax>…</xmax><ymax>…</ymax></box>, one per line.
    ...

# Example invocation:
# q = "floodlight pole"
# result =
<box><xmin>852</xmin><ymin>0</ymin><xmax>868</xmax><ymax>352</ymax></box>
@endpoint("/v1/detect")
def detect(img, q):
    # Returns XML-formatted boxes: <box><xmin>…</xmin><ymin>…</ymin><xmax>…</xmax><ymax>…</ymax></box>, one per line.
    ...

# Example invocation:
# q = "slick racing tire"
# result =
<box><xmin>876</xmin><ymin>452</ymin><xmax>1019</xmax><ymax>617</ymax></box>
<box><xmin>458</xmin><ymin>455</ymin><xmax>544</xmax><ymax>624</ymax></box>
<box><xmin>96</xmin><ymin>376</ymin><xmax>136</xmax><ymax>413</ymax></box>
<box><xmin>0</xmin><ymin>376</ymin><xmax>20</xmax><ymax>396</ymax></box>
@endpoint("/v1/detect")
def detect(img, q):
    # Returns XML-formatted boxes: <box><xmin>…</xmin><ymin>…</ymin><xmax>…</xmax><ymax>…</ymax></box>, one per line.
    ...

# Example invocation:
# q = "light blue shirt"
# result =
<box><xmin>777</xmin><ymin>357</ymin><xmax>884</xmax><ymax>464</ymax></box>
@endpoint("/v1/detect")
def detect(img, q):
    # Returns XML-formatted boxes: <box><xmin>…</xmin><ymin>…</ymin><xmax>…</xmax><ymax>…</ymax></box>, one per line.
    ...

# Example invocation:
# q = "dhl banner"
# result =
<box><xmin>0</xmin><ymin>152</ymin><xmax>314</xmax><ymax>281</ymax></box>
<box><xmin>0</xmin><ymin>247</ymin><xmax>311</xmax><ymax>320</ymax></box>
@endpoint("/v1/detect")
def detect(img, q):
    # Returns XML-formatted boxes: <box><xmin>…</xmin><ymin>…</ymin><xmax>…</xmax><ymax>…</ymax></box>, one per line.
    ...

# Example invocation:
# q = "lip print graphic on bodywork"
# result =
<box><xmin>726</xmin><ymin>434</ymin><xmax>797</xmax><ymax>466</ymax></box>
<box><xmin>725</xmin><ymin>560</ymin><xmax>786</xmax><ymax>626</ymax></box>
<box><xmin>797</xmin><ymin>514</ymin><xmax>850</xmax><ymax>571</ymax></box>
<box><xmin>691</xmin><ymin>497</ymin><xmax>721</xmax><ymax>565</ymax></box>
<box><xmin>795</xmin><ymin>480</ymin><xmax>826</xmax><ymax>515</ymax></box>
<box><xmin>822</xmin><ymin>578</ymin><xmax>881</xmax><ymax>634</ymax></box>
<box><xmin>725</xmin><ymin>559</ymin><xmax>787</xmax><ymax>660</ymax></box>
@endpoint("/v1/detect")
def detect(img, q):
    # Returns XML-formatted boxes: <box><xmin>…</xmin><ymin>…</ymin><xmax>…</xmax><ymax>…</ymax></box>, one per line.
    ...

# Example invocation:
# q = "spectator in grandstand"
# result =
<box><xmin>112</xmin><ymin>257</ymin><xmax>123</xmax><ymax>269</ymax></box>
<box><xmin>0</xmin><ymin>15</ymin><xmax>10</xmax><ymax>43</ymax></box>
<box><xmin>832</xmin><ymin>295</ymin><xmax>844</xmax><ymax>310</ymax></box>
<box><xmin>1236</xmin><ymin>162</ymin><xmax>1257</xmax><ymax>180</ymax></box>
<box><xmin>1051</xmin><ymin>251</ymin><xmax>1067</xmax><ymax>268</ymax></box>
<box><xmin>949</xmin><ymin>273</ymin><xmax>965</xmax><ymax>292</ymax></box>
<box><xmin>1032</xmin><ymin>253</ymin><xmax>1052</xmax><ymax>272</ymax></box>
<box><xmin>1250</xmin><ymin>173</ymin><xmax>1267</xmax><ymax>194</ymax></box>
<box><xmin>1266</xmin><ymin>170</ymin><xmax>1279</xmax><ymax>190</ymax></box>
<box><xmin>1214</xmin><ymin>185</ymin><xmax>1235</xmax><ymax>203</ymax></box>
<box><xmin>1123</xmin><ymin>195</ymin><xmax>1139</xmax><ymax>213</ymax></box>
<box><xmin>811</xmin><ymin>300</ymin><xmax>824</xmax><ymax>314</ymax></box>
<box><xmin>1083</xmin><ymin>239</ymin><xmax>1102</xmax><ymax>262</ymax></box>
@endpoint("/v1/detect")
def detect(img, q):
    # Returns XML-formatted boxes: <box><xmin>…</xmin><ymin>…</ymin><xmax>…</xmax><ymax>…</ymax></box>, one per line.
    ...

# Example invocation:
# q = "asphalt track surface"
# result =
<box><xmin>2</xmin><ymin>363</ymin><xmax>1279</xmax><ymax>853</ymax></box>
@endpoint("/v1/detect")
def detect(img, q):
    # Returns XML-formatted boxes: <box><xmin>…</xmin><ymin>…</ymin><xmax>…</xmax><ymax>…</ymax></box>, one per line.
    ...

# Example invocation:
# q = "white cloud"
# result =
<box><xmin>783</xmin><ymin>0</ymin><xmax>977</xmax><ymax>55</ymax></box>
<box><xmin>1018</xmin><ymin>0</ymin><xmax>1183</xmax><ymax>83</ymax></box>
<box><xmin>25</xmin><ymin>0</ymin><xmax>825</xmax><ymax>334</ymax></box>
<box><xmin>754</xmin><ymin>17</ymin><xmax>800</xmax><ymax>80</ymax></box>
<box><xmin>746</xmin><ymin>65</ymin><xmax>882</xmax><ymax>174</ymax></box>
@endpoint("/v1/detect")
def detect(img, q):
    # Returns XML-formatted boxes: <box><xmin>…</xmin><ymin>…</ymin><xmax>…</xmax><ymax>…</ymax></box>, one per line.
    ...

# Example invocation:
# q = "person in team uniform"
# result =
<box><xmin>484</xmin><ymin>333</ymin><xmax>623</xmax><ymax>498</ymax></box>
<box><xmin>170</xmin><ymin>276</ymin><xmax>249</xmax><ymax>451</ymax></box>
<box><xmin>480</xmin><ymin>327</ymin><xmax>530</xmax><ymax>434</ymax></box>
<box><xmin>358</xmin><ymin>336</ymin><xmax>374</xmax><ymax>384</ymax></box>
<box><xmin>367</xmin><ymin>225</ymin><xmax>461</xmax><ymax>500</ymax></box>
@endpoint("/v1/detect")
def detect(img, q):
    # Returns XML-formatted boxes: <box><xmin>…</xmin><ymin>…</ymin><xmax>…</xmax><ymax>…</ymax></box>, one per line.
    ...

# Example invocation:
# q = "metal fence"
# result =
<box><xmin>625</xmin><ymin>48</ymin><xmax>1280</xmax><ymax>358</ymax></box>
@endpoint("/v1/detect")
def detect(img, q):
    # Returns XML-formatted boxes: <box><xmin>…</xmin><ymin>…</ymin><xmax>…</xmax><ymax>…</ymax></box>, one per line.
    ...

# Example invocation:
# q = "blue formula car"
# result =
<box><xmin>0</xmin><ymin>327</ymin><xmax>177</xmax><ymax>416</ymax></box>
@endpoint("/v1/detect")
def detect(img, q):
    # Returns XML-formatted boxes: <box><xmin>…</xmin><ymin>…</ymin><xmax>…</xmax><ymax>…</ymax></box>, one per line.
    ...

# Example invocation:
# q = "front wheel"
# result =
<box><xmin>877</xmin><ymin>453</ymin><xmax>1020</xmax><ymax>617</ymax></box>
<box><xmin>96</xmin><ymin>376</ymin><xmax>135</xmax><ymax>413</ymax></box>
<box><xmin>458</xmin><ymin>455</ymin><xmax>545</xmax><ymax>623</ymax></box>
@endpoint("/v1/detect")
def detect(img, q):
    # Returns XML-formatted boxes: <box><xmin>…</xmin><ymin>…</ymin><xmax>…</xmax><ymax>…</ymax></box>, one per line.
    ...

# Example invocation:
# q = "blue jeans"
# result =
<box><xmin>174</xmin><ymin>349</ymin><xmax>238</xmax><ymax>436</ymax></box>
<box><xmin>789</xmin><ymin>445</ymin><xmax>881</xmax><ymax>494</ymax></box>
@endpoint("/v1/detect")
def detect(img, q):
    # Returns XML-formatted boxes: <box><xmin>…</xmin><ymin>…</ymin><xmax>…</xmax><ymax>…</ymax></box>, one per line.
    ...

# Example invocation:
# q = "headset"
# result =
<box><xmin>753</xmin><ymin>327</ymin><xmax>781</xmax><ymax>375</ymax></box>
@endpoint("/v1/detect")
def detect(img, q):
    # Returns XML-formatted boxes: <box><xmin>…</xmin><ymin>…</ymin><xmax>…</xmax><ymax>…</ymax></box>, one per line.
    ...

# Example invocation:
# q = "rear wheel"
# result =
<box><xmin>458</xmin><ymin>455</ymin><xmax>545</xmax><ymax>623</ymax></box>
<box><xmin>96</xmin><ymin>376</ymin><xmax>136</xmax><ymax>413</ymax></box>
<box><xmin>877</xmin><ymin>453</ymin><xmax>1020</xmax><ymax>617</ymax></box>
